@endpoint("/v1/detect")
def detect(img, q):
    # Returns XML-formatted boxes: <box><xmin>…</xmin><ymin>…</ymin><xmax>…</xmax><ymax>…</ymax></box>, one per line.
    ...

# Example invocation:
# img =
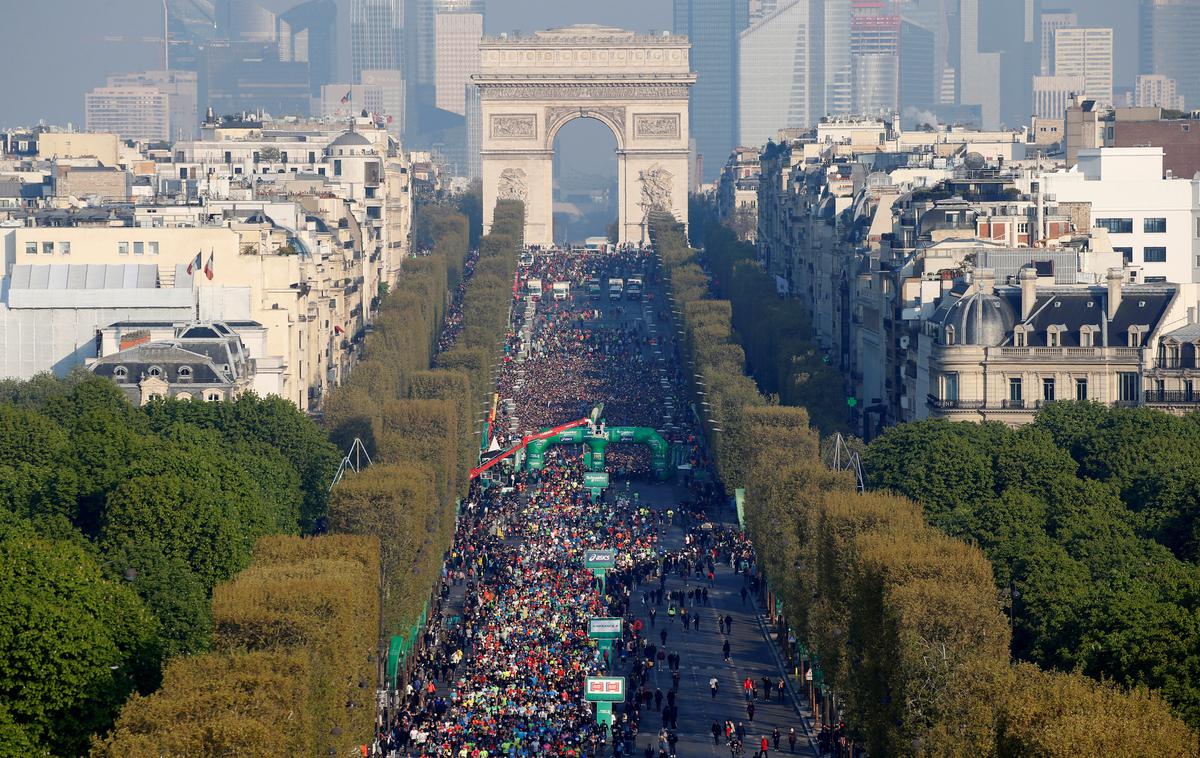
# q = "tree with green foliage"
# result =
<box><xmin>0</xmin><ymin>525</ymin><xmax>159</xmax><ymax>755</ymax></box>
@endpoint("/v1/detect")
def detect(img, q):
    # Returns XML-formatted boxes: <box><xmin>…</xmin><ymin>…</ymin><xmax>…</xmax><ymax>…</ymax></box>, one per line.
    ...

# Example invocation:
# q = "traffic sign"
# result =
<box><xmin>584</xmin><ymin>676</ymin><xmax>626</xmax><ymax>702</ymax></box>
<box><xmin>588</xmin><ymin>617</ymin><xmax>622</xmax><ymax>640</ymax></box>
<box><xmin>584</xmin><ymin>549</ymin><xmax>616</xmax><ymax>569</ymax></box>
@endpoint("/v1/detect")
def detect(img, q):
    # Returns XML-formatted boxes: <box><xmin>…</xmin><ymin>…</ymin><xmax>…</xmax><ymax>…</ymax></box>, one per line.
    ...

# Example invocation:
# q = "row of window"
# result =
<box><xmin>24</xmin><ymin>241</ymin><xmax>69</xmax><ymax>255</ymax></box>
<box><xmin>1113</xmin><ymin>246</ymin><xmax>1167</xmax><ymax>264</ymax></box>
<box><xmin>1095</xmin><ymin>217</ymin><xmax>1167</xmax><ymax>234</ymax></box>
<box><xmin>23</xmin><ymin>241</ymin><xmax>162</xmax><ymax>256</ymax></box>
<box><xmin>943</xmin><ymin>372</ymin><xmax>1141</xmax><ymax>403</ymax></box>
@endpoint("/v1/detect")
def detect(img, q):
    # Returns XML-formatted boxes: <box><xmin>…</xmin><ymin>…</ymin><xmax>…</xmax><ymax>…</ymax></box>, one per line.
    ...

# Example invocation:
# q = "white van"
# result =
<box><xmin>552</xmin><ymin>281</ymin><xmax>570</xmax><ymax>300</ymax></box>
<box><xmin>526</xmin><ymin>278</ymin><xmax>543</xmax><ymax>299</ymax></box>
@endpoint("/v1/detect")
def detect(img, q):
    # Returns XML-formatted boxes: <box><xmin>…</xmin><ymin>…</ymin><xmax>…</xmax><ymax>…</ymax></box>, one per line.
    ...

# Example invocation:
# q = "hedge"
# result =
<box><xmin>649</xmin><ymin>215</ymin><xmax>1198</xmax><ymax>755</ymax></box>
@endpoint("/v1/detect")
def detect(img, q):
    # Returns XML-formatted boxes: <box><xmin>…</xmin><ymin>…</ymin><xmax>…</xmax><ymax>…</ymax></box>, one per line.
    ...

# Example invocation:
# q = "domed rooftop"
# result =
<box><xmin>329</xmin><ymin>130</ymin><xmax>373</xmax><ymax>149</ymax></box>
<box><xmin>932</xmin><ymin>289</ymin><xmax>1016</xmax><ymax>347</ymax></box>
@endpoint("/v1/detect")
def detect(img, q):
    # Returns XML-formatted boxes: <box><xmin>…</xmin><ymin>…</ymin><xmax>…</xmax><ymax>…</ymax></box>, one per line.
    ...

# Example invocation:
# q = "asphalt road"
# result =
<box><xmin>436</xmin><ymin>252</ymin><xmax>819</xmax><ymax>756</ymax></box>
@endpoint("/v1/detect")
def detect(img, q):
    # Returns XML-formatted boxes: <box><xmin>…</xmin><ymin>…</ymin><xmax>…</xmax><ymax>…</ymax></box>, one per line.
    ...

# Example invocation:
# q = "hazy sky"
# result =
<box><xmin>0</xmin><ymin>0</ymin><xmax>1138</xmax><ymax>129</ymax></box>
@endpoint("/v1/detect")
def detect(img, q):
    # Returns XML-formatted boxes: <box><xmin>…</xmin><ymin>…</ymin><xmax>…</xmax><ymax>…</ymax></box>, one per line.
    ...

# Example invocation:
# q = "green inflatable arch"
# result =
<box><xmin>525</xmin><ymin>423</ymin><xmax>671</xmax><ymax>480</ymax></box>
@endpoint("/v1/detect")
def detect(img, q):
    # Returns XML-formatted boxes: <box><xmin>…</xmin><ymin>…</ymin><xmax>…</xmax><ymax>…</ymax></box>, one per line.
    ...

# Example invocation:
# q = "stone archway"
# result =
<box><xmin>474</xmin><ymin>25</ymin><xmax>696</xmax><ymax>247</ymax></box>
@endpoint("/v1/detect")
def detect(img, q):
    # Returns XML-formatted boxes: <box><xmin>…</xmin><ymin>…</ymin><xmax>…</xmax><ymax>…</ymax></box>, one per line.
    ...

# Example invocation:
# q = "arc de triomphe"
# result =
<box><xmin>474</xmin><ymin>25</ymin><xmax>696</xmax><ymax>247</ymax></box>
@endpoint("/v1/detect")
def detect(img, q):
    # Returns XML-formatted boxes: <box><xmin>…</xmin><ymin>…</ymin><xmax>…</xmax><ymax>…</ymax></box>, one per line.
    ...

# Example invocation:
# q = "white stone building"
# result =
<box><xmin>1039</xmin><ymin>147</ymin><xmax>1200</xmax><ymax>285</ymax></box>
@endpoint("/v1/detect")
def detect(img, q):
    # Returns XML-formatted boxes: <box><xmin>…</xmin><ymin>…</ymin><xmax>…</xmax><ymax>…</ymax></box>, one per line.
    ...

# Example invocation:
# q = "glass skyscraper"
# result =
<box><xmin>351</xmin><ymin>0</ymin><xmax>404</xmax><ymax>84</ymax></box>
<box><xmin>1140</xmin><ymin>0</ymin><xmax>1200</xmax><ymax>111</ymax></box>
<box><xmin>673</xmin><ymin>0</ymin><xmax>750</xmax><ymax>183</ymax></box>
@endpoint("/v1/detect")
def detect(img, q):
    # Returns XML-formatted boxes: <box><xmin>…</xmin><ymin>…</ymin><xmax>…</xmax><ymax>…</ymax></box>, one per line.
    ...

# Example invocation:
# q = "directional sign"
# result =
<box><xmin>584</xmin><ymin>549</ymin><xmax>616</xmax><ymax>569</ymax></box>
<box><xmin>588</xmin><ymin>617</ymin><xmax>623</xmax><ymax>640</ymax></box>
<box><xmin>584</xmin><ymin>676</ymin><xmax>626</xmax><ymax>702</ymax></box>
<box><xmin>583</xmin><ymin>472</ymin><xmax>610</xmax><ymax>489</ymax></box>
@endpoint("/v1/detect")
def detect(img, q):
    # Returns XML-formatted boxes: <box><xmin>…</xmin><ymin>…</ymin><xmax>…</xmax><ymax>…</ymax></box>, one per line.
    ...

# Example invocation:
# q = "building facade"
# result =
<box><xmin>105</xmin><ymin>70</ymin><xmax>199</xmax><ymax>142</ymax></box>
<box><xmin>434</xmin><ymin>9</ymin><xmax>483</xmax><ymax>116</ymax></box>
<box><xmin>1040</xmin><ymin>8</ymin><xmax>1077</xmax><ymax>76</ymax></box>
<box><xmin>1053</xmin><ymin>27</ymin><xmax>1114</xmax><ymax>107</ymax></box>
<box><xmin>85</xmin><ymin>86</ymin><xmax>170</xmax><ymax>143</ymax></box>
<box><xmin>738</xmin><ymin>0</ymin><xmax>817</xmax><ymax>150</ymax></box>
<box><xmin>1134</xmin><ymin>74</ymin><xmax>1186</xmax><ymax>111</ymax></box>
<box><xmin>1033</xmin><ymin>74</ymin><xmax>1086</xmax><ymax>120</ymax></box>
<box><xmin>673</xmin><ymin>0</ymin><xmax>749</xmax><ymax>183</ymax></box>
<box><xmin>1140</xmin><ymin>0</ymin><xmax>1200</xmax><ymax>112</ymax></box>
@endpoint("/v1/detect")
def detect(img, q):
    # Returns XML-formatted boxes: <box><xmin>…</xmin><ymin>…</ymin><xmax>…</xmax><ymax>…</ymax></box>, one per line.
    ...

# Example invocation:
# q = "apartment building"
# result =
<box><xmin>750</xmin><ymin>124</ymin><xmax>1200</xmax><ymax>437</ymax></box>
<box><xmin>0</xmin><ymin>119</ymin><xmax>414</xmax><ymax>413</ymax></box>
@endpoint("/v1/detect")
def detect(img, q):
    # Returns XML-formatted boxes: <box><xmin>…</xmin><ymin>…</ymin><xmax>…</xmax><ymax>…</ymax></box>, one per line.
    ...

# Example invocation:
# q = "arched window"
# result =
<box><xmin>147</xmin><ymin>365</ymin><xmax>163</xmax><ymax>378</ymax></box>
<box><xmin>178</xmin><ymin>366</ymin><xmax>192</xmax><ymax>381</ymax></box>
<box><xmin>113</xmin><ymin>366</ymin><xmax>128</xmax><ymax>380</ymax></box>
<box><xmin>205</xmin><ymin>391</ymin><xmax>222</xmax><ymax>402</ymax></box>
<box><xmin>1013</xmin><ymin>326</ymin><xmax>1027</xmax><ymax>348</ymax></box>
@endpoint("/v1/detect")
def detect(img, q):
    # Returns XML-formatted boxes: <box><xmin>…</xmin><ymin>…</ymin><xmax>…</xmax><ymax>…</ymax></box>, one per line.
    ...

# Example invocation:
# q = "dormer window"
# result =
<box><xmin>178</xmin><ymin>366</ymin><xmax>192</xmax><ymax>381</ymax></box>
<box><xmin>1014</xmin><ymin>325</ymin><xmax>1027</xmax><ymax>348</ymax></box>
<box><xmin>1080</xmin><ymin>326</ymin><xmax>1096</xmax><ymax>348</ymax></box>
<box><xmin>113</xmin><ymin>366</ymin><xmax>128</xmax><ymax>380</ymax></box>
<box><xmin>147</xmin><ymin>366</ymin><xmax>163</xmax><ymax>378</ymax></box>
<box><xmin>943</xmin><ymin>325</ymin><xmax>955</xmax><ymax>346</ymax></box>
<box><xmin>1128</xmin><ymin>326</ymin><xmax>1145</xmax><ymax>347</ymax></box>
<box><xmin>1047</xmin><ymin>325</ymin><xmax>1062</xmax><ymax>347</ymax></box>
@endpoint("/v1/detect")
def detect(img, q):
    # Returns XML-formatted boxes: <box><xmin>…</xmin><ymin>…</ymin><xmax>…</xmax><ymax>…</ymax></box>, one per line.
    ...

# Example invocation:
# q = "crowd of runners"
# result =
<box><xmin>371</xmin><ymin>246</ymin><xmax>805</xmax><ymax>757</ymax></box>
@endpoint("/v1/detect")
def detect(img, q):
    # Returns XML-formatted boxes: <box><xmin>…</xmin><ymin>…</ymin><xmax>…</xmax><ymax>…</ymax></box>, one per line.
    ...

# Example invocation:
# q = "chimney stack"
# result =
<box><xmin>1107</xmin><ymin>268</ymin><xmax>1124</xmax><ymax>320</ymax></box>
<box><xmin>1019</xmin><ymin>266</ymin><xmax>1038</xmax><ymax>320</ymax></box>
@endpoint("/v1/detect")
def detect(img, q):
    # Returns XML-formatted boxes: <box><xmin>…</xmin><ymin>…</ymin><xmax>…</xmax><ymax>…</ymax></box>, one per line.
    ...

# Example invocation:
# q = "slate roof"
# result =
<box><xmin>997</xmin><ymin>285</ymin><xmax>1176</xmax><ymax>347</ymax></box>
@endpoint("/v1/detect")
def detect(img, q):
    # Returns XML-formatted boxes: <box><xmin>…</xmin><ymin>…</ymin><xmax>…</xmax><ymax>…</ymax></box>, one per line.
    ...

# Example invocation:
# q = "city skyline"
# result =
<box><xmin>0</xmin><ymin>0</ymin><xmax>1139</xmax><ymax>130</ymax></box>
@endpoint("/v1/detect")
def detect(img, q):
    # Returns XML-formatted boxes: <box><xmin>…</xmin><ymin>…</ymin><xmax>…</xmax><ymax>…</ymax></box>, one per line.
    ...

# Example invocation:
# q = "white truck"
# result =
<box><xmin>625</xmin><ymin>277</ymin><xmax>643</xmax><ymax>301</ymax></box>
<box><xmin>526</xmin><ymin>277</ymin><xmax>543</xmax><ymax>299</ymax></box>
<box><xmin>608</xmin><ymin>278</ymin><xmax>624</xmax><ymax>301</ymax></box>
<box><xmin>552</xmin><ymin>281</ymin><xmax>570</xmax><ymax>301</ymax></box>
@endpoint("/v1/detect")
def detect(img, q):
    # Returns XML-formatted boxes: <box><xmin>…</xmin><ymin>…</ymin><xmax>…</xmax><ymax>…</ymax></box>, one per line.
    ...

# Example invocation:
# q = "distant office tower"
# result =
<box><xmin>351</xmin><ymin>0</ymin><xmax>404</xmax><ymax>84</ymax></box>
<box><xmin>105</xmin><ymin>70</ymin><xmax>199</xmax><ymax>142</ymax></box>
<box><xmin>851</xmin><ymin>1</ymin><xmax>901</xmax><ymax>115</ymax></box>
<box><xmin>959</xmin><ymin>0</ymin><xmax>1039</xmax><ymax>129</ymax></box>
<box><xmin>1040</xmin><ymin>8</ymin><xmax>1076</xmax><ymax>76</ymax></box>
<box><xmin>674</xmin><ymin>0</ymin><xmax>750</xmax><ymax>182</ymax></box>
<box><xmin>1054</xmin><ymin>27</ymin><xmax>1113</xmax><ymax>106</ymax></box>
<box><xmin>897</xmin><ymin>0</ymin><xmax>954</xmax><ymax>106</ymax></box>
<box><xmin>823</xmin><ymin>0</ymin><xmax>852</xmax><ymax>118</ymax></box>
<box><xmin>279</xmin><ymin>0</ymin><xmax>338</xmax><ymax>96</ymax></box>
<box><xmin>900</xmin><ymin>19</ymin><xmax>936</xmax><ymax>111</ymax></box>
<box><xmin>361</xmin><ymin>69</ymin><xmax>407</xmax><ymax>136</ymax></box>
<box><xmin>1140</xmin><ymin>0</ymin><xmax>1200</xmax><ymax>110</ymax></box>
<box><xmin>203</xmin><ymin>42</ymin><xmax>312</xmax><ymax>117</ymax></box>
<box><xmin>85</xmin><ymin>86</ymin><xmax>170</xmax><ymax>142</ymax></box>
<box><xmin>465</xmin><ymin>83</ymin><xmax>482</xmax><ymax>179</ymax></box>
<box><xmin>214</xmin><ymin>0</ymin><xmax>277</xmax><ymax>43</ymax></box>
<box><xmin>739</xmin><ymin>0</ymin><xmax>818</xmax><ymax>148</ymax></box>
<box><xmin>1033</xmin><ymin>74</ymin><xmax>1085</xmax><ymax>119</ymax></box>
<box><xmin>434</xmin><ymin>8</ymin><xmax>483</xmax><ymax>115</ymax></box>
<box><xmin>1133</xmin><ymin>74</ymin><xmax>1185</xmax><ymax>110</ymax></box>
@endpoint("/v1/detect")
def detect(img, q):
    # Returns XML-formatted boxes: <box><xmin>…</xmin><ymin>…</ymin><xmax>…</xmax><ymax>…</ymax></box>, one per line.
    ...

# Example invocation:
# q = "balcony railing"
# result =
<box><xmin>926</xmin><ymin>396</ymin><xmax>1043</xmax><ymax>411</ymax></box>
<box><xmin>992</xmin><ymin>347</ymin><xmax>1141</xmax><ymax>360</ymax></box>
<box><xmin>1144</xmin><ymin>390</ymin><xmax>1200</xmax><ymax>405</ymax></box>
<box><xmin>1154</xmin><ymin>359</ymin><xmax>1197</xmax><ymax>370</ymax></box>
<box><xmin>926</xmin><ymin>395</ymin><xmax>984</xmax><ymax>410</ymax></box>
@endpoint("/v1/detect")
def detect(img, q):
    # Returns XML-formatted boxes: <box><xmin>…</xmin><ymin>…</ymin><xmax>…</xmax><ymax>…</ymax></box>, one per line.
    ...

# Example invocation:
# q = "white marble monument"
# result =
<box><xmin>474</xmin><ymin>25</ymin><xmax>696</xmax><ymax>246</ymax></box>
